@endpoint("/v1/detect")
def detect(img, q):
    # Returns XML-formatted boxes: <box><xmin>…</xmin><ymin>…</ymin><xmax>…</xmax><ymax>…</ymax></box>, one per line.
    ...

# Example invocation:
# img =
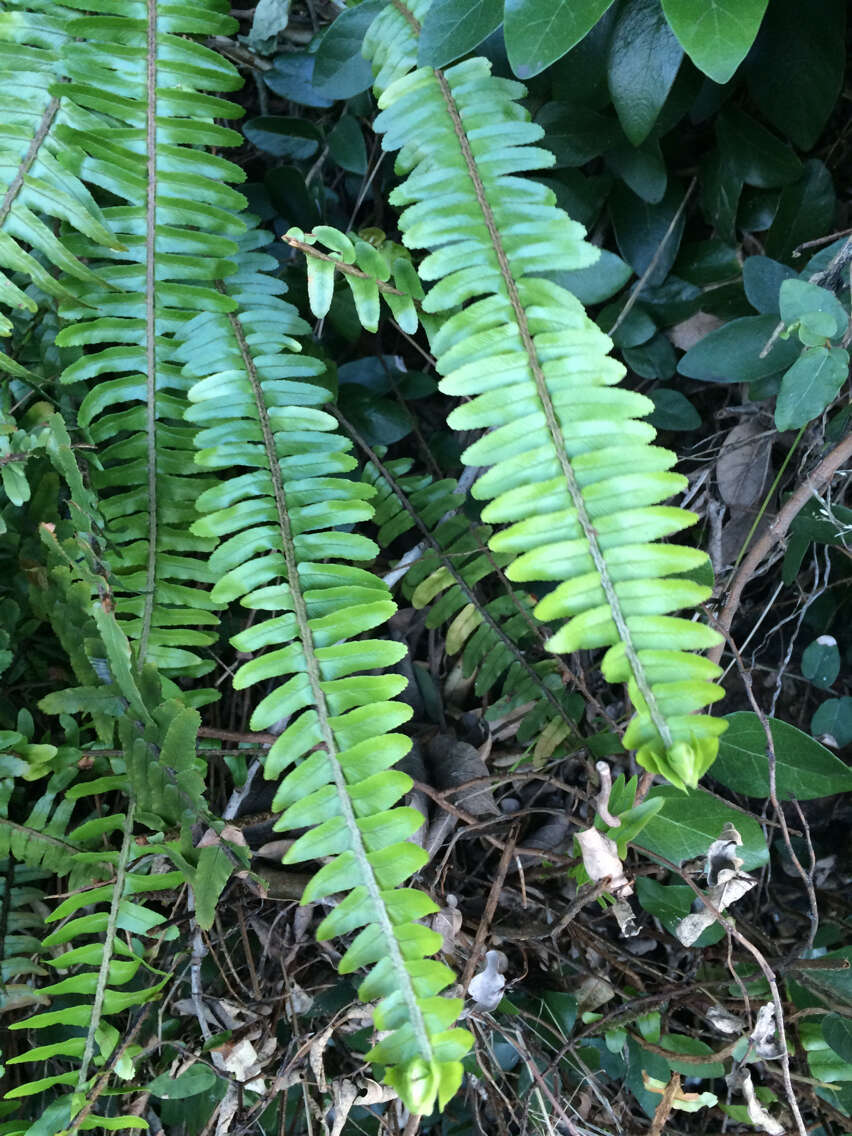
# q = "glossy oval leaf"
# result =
<box><xmin>713</xmin><ymin>711</ymin><xmax>852</xmax><ymax>799</ymax></box>
<box><xmin>661</xmin><ymin>0</ymin><xmax>769</xmax><ymax>84</ymax></box>
<box><xmin>504</xmin><ymin>0</ymin><xmax>618</xmax><ymax>79</ymax></box>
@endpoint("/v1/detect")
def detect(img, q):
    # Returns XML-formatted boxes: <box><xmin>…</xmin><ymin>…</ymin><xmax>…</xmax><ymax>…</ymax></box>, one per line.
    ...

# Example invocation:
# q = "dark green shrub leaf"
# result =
<box><xmin>713</xmin><ymin>711</ymin><xmax>852</xmax><ymax>799</ymax></box>
<box><xmin>418</xmin><ymin>0</ymin><xmax>503</xmax><ymax>68</ymax></box>
<box><xmin>637</xmin><ymin>786</ymin><xmax>768</xmax><ymax>868</ymax></box>
<box><xmin>265</xmin><ymin>166</ymin><xmax>319</xmax><ymax>229</ymax></box>
<box><xmin>599</xmin><ymin>301</ymin><xmax>656</xmax><ymax>348</ymax></box>
<box><xmin>801</xmin><ymin>636</ymin><xmax>840</xmax><ymax>689</ymax></box>
<box><xmin>328</xmin><ymin>115</ymin><xmax>367</xmax><ymax>174</ymax></box>
<box><xmin>548</xmin><ymin>250</ymin><xmax>632</xmax><ymax>305</ymax></box>
<box><xmin>774</xmin><ymin>346</ymin><xmax>848</xmax><ymax>431</ymax></box>
<box><xmin>716</xmin><ymin>107</ymin><xmax>802</xmax><ymax>189</ymax></box>
<box><xmin>811</xmin><ymin>698</ymin><xmax>852</xmax><ymax>748</ymax></box>
<box><xmin>623</xmin><ymin>334</ymin><xmax>677</xmax><ymax>380</ymax></box>
<box><xmin>313</xmin><ymin>1</ymin><xmax>383</xmax><ymax>99</ymax></box>
<box><xmin>536</xmin><ymin>103</ymin><xmax>622</xmax><ymax>167</ymax></box>
<box><xmin>647</xmin><ymin>386</ymin><xmax>700</xmax><ymax>429</ymax></box>
<box><xmin>244</xmin><ymin>0</ymin><xmax>291</xmax><ymax>53</ymax></box>
<box><xmin>607</xmin><ymin>0</ymin><xmax>682</xmax><ymax>146</ymax></box>
<box><xmin>610</xmin><ymin>180</ymin><xmax>687</xmax><ymax>286</ymax></box>
<box><xmin>263</xmin><ymin>53</ymin><xmax>335</xmax><ymax>107</ymax></box>
<box><xmin>764</xmin><ymin>160</ymin><xmax>835</xmax><ymax>264</ymax></box>
<box><xmin>677</xmin><ymin>314</ymin><xmax>799</xmax><ymax>382</ymax></box>
<box><xmin>504</xmin><ymin>0</ymin><xmax>617</xmax><ymax>79</ymax></box>
<box><xmin>745</xmin><ymin>0</ymin><xmax>846</xmax><ymax>149</ymax></box>
<box><xmin>606</xmin><ymin>139</ymin><xmax>667</xmax><ymax>204</ymax></box>
<box><xmin>659</xmin><ymin>1034</ymin><xmax>726</xmax><ymax>1077</ymax></box>
<box><xmin>823</xmin><ymin>1014</ymin><xmax>852</xmax><ymax>1064</ymax></box>
<box><xmin>743</xmin><ymin>256</ymin><xmax>797</xmax><ymax>314</ymax></box>
<box><xmin>541</xmin><ymin>990</ymin><xmax>577</xmax><ymax>1036</ymax></box>
<box><xmin>699</xmin><ymin>149</ymin><xmax>741</xmax><ymax>246</ymax></box>
<box><xmin>243</xmin><ymin>117</ymin><xmax>322</xmax><ymax>159</ymax></box>
<box><xmin>661</xmin><ymin>0</ymin><xmax>769</xmax><ymax>83</ymax></box>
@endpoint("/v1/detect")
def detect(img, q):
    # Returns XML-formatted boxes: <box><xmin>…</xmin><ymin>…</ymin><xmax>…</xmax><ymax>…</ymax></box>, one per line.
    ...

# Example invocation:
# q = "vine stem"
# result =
<box><xmin>708</xmin><ymin>430</ymin><xmax>852</xmax><ymax>664</ymax></box>
<box><xmin>75</xmin><ymin>801</ymin><xmax>136</xmax><ymax>1092</ymax></box>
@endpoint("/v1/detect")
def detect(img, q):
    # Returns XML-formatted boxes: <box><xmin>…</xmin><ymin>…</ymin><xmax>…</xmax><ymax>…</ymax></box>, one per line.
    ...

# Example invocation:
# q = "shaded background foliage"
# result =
<box><xmin>1</xmin><ymin>0</ymin><xmax>852</xmax><ymax>1134</ymax></box>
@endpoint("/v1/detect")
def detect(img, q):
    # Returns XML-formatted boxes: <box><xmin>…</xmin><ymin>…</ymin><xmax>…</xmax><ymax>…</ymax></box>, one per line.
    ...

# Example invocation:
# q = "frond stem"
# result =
<box><xmin>0</xmin><ymin>96</ymin><xmax>60</xmax><ymax>229</ymax></box>
<box><xmin>139</xmin><ymin>0</ymin><xmax>159</xmax><ymax>662</ymax></box>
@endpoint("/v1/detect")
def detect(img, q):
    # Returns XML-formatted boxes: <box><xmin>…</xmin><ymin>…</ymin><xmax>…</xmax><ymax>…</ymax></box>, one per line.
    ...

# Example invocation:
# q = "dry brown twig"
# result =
<box><xmin>709</xmin><ymin>430</ymin><xmax>852</xmax><ymax>665</ymax></box>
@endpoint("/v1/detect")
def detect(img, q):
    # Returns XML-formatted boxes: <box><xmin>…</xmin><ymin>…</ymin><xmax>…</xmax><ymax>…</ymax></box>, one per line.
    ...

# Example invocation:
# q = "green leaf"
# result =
<box><xmin>661</xmin><ymin>0</ymin><xmax>769</xmax><ymax>83</ymax></box>
<box><xmin>192</xmin><ymin>844</ymin><xmax>235</xmax><ymax>931</ymax></box>
<box><xmin>147</xmin><ymin>1064</ymin><xmax>217</xmax><ymax>1100</ymax></box>
<box><xmin>504</xmin><ymin>0</ymin><xmax>618</xmax><ymax>79</ymax></box>
<box><xmin>536</xmin><ymin>103</ymin><xmax>623</xmax><ymax>168</ymax></box>
<box><xmin>610</xmin><ymin>180</ymin><xmax>687</xmax><ymax>287</ymax></box>
<box><xmin>677</xmin><ymin>314</ymin><xmax>800</xmax><ymax>383</ymax></box>
<box><xmin>623</xmin><ymin>335</ymin><xmax>677</xmax><ymax>380</ymax></box>
<box><xmin>314</xmin><ymin>2</ymin><xmax>383</xmax><ymax>98</ymax></box>
<box><xmin>418</xmin><ymin>0</ymin><xmax>503</xmax><ymax>69</ymax></box>
<box><xmin>823</xmin><ymin>1014</ymin><xmax>852</xmax><ymax>1064</ymax></box>
<box><xmin>812</xmin><ymin>698</ymin><xmax>852</xmax><ymax>748</ymax></box>
<box><xmin>659</xmin><ymin>1033</ymin><xmax>726</xmax><ymax>1077</ymax></box>
<box><xmin>774</xmin><ymin>346</ymin><xmax>849</xmax><ymax>431</ymax></box>
<box><xmin>713</xmin><ymin>712</ymin><xmax>852</xmax><ymax>799</ymax></box>
<box><xmin>264</xmin><ymin>52</ymin><xmax>335</xmax><ymax>107</ymax></box>
<box><xmin>743</xmin><ymin>256</ymin><xmax>797</xmax><ymax>315</ymax></box>
<box><xmin>745</xmin><ymin>0</ymin><xmax>846</xmax><ymax>150</ymax></box>
<box><xmin>244</xmin><ymin>0</ymin><xmax>291</xmax><ymax>52</ymax></box>
<box><xmin>328</xmin><ymin>115</ymin><xmax>368</xmax><ymax>175</ymax></box>
<box><xmin>243</xmin><ymin>117</ymin><xmax>322</xmax><ymax>159</ymax></box>
<box><xmin>636</xmin><ymin>877</ymin><xmax>724</xmax><ymax>946</ymax></box>
<box><xmin>779</xmin><ymin>280</ymin><xmax>848</xmax><ymax>341</ymax></box>
<box><xmin>801</xmin><ymin>636</ymin><xmax>841</xmax><ymax>689</ymax></box>
<box><xmin>717</xmin><ymin>107</ymin><xmax>802</xmax><ymax>189</ymax></box>
<box><xmin>647</xmin><ymin>387</ymin><xmax>700</xmax><ymax>430</ymax></box>
<box><xmin>637</xmin><ymin>785</ymin><xmax>768</xmax><ymax>868</ymax></box>
<box><xmin>606</xmin><ymin>139</ymin><xmax>667</xmax><ymax>204</ymax></box>
<box><xmin>607</xmin><ymin>0</ymin><xmax>683</xmax><ymax>146</ymax></box>
<box><xmin>764</xmin><ymin>160</ymin><xmax>835</xmax><ymax>264</ymax></box>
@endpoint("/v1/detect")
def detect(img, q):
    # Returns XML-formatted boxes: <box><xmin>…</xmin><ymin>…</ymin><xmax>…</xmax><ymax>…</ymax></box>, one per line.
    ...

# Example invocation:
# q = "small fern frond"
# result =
<box><xmin>178</xmin><ymin>223</ymin><xmax>471</xmax><ymax>1114</ymax></box>
<box><xmin>367</xmin><ymin>27</ymin><xmax>727</xmax><ymax>788</ymax></box>
<box><xmin>284</xmin><ymin>224</ymin><xmax>424</xmax><ymax>333</ymax></box>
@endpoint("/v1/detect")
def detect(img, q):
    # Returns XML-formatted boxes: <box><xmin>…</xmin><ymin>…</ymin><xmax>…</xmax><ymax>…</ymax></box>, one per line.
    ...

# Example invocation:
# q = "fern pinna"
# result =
<box><xmin>177</xmin><ymin>223</ymin><xmax>472</xmax><ymax>1114</ymax></box>
<box><xmin>364</xmin><ymin>4</ymin><xmax>727</xmax><ymax>790</ymax></box>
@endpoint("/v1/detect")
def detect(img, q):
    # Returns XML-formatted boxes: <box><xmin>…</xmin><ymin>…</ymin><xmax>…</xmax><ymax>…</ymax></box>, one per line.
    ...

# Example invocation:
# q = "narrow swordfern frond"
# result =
<box><xmin>178</xmin><ymin>223</ymin><xmax>471</xmax><ymax>1114</ymax></box>
<box><xmin>22</xmin><ymin>0</ymin><xmax>250</xmax><ymax>680</ymax></box>
<box><xmin>366</xmin><ymin>11</ymin><xmax>727</xmax><ymax>789</ymax></box>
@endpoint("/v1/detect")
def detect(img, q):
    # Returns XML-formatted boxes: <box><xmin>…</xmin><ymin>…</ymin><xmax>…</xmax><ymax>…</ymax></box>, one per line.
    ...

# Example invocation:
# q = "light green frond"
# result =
<box><xmin>367</xmin><ymin>31</ymin><xmax>726</xmax><ymax>788</ymax></box>
<box><xmin>178</xmin><ymin>221</ymin><xmax>471</xmax><ymax>1114</ymax></box>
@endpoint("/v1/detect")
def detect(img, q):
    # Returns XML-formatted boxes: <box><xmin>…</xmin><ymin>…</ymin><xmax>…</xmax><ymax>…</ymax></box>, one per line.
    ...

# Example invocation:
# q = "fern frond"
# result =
<box><xmin>354</xmin><ymin>438</ymin><xmax>585</xmax><ymax>756</ymax></box>
<box><xmin>22</xmin><ymin>0</ymin><xmax>250</xmax><ymax>679</ymax></box>
<box><xmin>284</xmin><ymin>224</ymin><xmax>424</xmax><ymax>333</ymax></box>
<box><xmin>178</xmin><ymin>222</ymin><xmax>471</xmax><ymax>1114</ymax></box>
<box><xmin>367</xmin><ymin>33</ymin><xmax>727</xmax><ymax>788</ymax></box>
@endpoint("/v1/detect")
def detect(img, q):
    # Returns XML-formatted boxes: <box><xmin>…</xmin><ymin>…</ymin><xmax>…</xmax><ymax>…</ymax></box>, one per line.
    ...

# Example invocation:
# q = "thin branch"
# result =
<box><xmin>708</xmin><ymin>430</ymin><xmax>852</xmax><ymax>663</ymax></box>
